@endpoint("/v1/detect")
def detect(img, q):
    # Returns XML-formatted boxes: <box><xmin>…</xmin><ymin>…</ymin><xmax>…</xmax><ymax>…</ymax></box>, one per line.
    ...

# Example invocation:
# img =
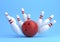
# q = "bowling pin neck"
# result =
<box><xmin>27</xmin><ymin>18</ymin><xmax>30</xmax><ymax>20</ymax></box>
<box><xmin>48</xmin><ymin>15</ymin><xmax>54</xmax><ymax>20</ymax></box>
<box><xmin>9</xmin><ymin>19</ymin><xmax>14</xmax><ymax>24</ymax></box>
<box><xmin>27</xmin><ymin>14</ymin><xmax>31</xmax><ymax>20</ymax></box>
<box><xmin>48</xmin><ymin>17</ymin><xmax>52</xmax><ymax>20</ymax></box>
<box><xmin>22</xmin><ymin>8</ymin><xmax>25</xmax><ymax>14</ymax></box>
<box><xmin>48</xmin><ymin>23</ymin><xmax>53</xmax><ymax>27</ymax></box>
<box><xmin>48</xmin><ymin>20</ymin><xmax>56</xmax><ymax>27</ymax></box>
<box><xmin>22</xmin><ymin>11</ymin><xmax>24</xmax><ymax>14</ymax></box>
<box><xmin>17</xmin><ymin>18</ymin><xmax>20</xmax><ymax>21</ymax></box>
<box><xmin>39</xmin><ymin>15</ymin><xmax>43</xmax><ymax>19</ymax></box>
<box><xmin>16</xmin><ymin>15</ymin><xmax>21</xmax><ymax>21</ymax></box>
<box><xmin>39</xmin><ymin>11</ymin><xmax>44</xmax><ymax>19</ymax></box>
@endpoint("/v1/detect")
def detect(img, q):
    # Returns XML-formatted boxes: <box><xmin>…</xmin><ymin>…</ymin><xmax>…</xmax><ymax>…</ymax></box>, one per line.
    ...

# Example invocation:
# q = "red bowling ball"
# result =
<box><xmin>22</xmin><ymin>20</ymin><xmax>38</xmax><ymax>37</ymax></box>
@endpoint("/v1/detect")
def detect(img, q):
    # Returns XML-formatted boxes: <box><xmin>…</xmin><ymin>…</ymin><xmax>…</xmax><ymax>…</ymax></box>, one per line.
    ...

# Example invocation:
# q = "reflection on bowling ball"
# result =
<box><xmin>22</xmin><ymin>20</ymin><xmax>38</xmax><ymax>37</ymax></box>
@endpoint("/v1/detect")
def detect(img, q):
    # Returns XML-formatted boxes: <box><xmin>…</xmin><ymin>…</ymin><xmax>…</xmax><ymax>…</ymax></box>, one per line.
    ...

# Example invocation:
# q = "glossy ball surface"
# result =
<box><xmin>22</xmin><ymin>20</ymin><xmax>38</xmax><ymax>37</ymax></box>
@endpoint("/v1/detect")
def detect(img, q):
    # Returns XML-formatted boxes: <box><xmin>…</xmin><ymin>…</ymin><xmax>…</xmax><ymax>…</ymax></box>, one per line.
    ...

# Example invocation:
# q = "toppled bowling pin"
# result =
<box><xmin>43</xmin><ymin>15</ymin><xmax>54</xmax><ymax>25</ymax></box>
<box><xmin>9</xmin><ymin>19</ymin><xmax>22</xmax><ymax>35</ymax></box>
<box><xmin>5</xmin><ymin>12</ymin><xmax>17</xmax><ymax>24</ymax></box>
<box><xmin>21</xmin><ymin>8</ymin><xmax>27</xmax><ymax>21</ymax></box>
<box><xmin>16</xmin><ymin>15</ymin><xmax>23</xmax><ymax>28</ymax></box>
<box><xmin>37</xmin><ymin>11</ymin><xmax>44</xmax><ymax>32</ymax></box>
<box><xmin>5</xmin><ymin>13</ymin><xmax>23</xmax><ymax>35</ymax></box>
<box><xmin>39</xmin><ymin>20</ymin><xmax>56</xmax><ymax>33</ymax></box>
<box><xmin>37</xmin><ymin>11</ymin><xmax>44</xmax><ymax>26</ymax></box>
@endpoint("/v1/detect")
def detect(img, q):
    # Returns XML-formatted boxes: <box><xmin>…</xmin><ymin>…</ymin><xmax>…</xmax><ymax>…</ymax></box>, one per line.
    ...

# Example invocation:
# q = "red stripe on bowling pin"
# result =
<box><xmin>16</xmin><ymin>15</ymin><xmax>23</xmax><ymax>28</ymax></box>
<box><xmin>43</xmin><ymin>15</ymin><xmax>54</xmax><ymax>25</ymax></box>
<box><xmin>39</xmin><ymin>20</ymin><xmax>56</xmax><ymax>33</ymax></box>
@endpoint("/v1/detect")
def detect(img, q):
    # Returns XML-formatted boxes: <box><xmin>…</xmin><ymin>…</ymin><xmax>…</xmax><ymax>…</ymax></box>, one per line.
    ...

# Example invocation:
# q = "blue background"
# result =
<box><xmin>0</xmin><ymin>0</ymin><xmax>60</xmax><ymax>42</ymax></box>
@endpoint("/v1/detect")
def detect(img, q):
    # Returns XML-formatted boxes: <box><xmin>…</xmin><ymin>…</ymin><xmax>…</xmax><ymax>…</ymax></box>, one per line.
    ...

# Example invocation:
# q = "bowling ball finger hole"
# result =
<box><xmin>23</xmin><ymin>23</ymin><xmax>26</xmax><ymax>25</ymax></box>
<box><xmin>25</xmin><ymin>28</ymin><xmax>27</xmax><ymax>31</ymax></box>
<box><xmin>28</xmin><ymin>23</ymin><xmax>30</xmax><ymax>25</ymax></box>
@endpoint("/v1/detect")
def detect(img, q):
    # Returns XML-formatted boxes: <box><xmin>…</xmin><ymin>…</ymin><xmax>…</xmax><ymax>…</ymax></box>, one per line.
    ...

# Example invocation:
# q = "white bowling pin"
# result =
<box><xmin>21</xmin><ymin>8</ymin><xmax>27</xmax><ymax>21</ymax></box>
<box><xmin>5</xmin><ymin>13</ymin><xmax>23</xmax><ymax>35</ymax></box>
<box><xmin>39</xmin><ymin>20</ymin><xmax>56</xmax><ymax>33</ymax></box>
<box><xmin>43</xmin><ymin>15</ymin><xmax>54</xmax><ymax>25</ymax></box>
<box><xmin>37</xmin><ymin>11</ymin><xmax>44</xmax><ymax>26</ymax></box>
<box><xmin>16</xmin><ymin>15</ymin><xmax>23</xmax><ymax>28</ymax></box>
<box><xmin>9</xmin><ymin>19</ymin><xmax>22</xmax><ymax>35</ymax></box>
<box><xmin>5</xmin><ymin>12</ymin><xmax>17</xmax><ymax>24</ymax></box>
<box><xmin>37</xmin><ymin>11</ymin><xmax>44</xmax><ymax>32</ymax></box>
